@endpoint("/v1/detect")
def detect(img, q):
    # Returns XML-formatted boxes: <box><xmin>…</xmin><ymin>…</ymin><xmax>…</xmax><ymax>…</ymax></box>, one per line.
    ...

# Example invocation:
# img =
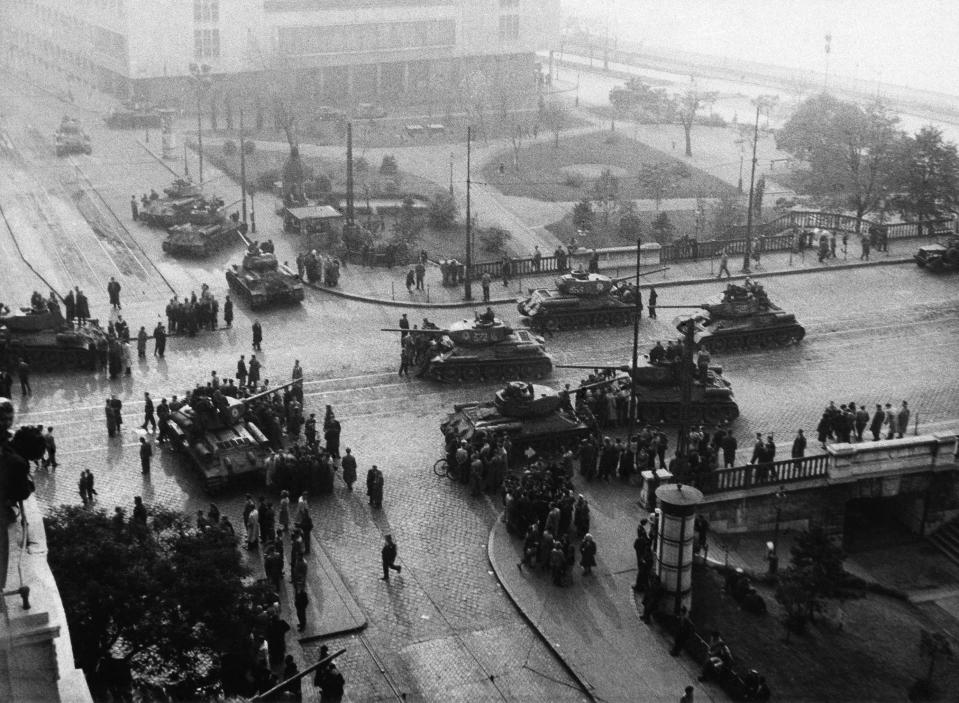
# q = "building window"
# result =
<box><xmin>194</xmin><ymin>0</ymin><xmax>219</xmax><ymax>23</ymax></box>
<box><xmin>498</xmin><ymin>14</ymin><xmax>519</xmax><ymax>42</ymax></box>
<box><xmin>194</xmin><ymin>28</ymin><xmax>220</xmax><ymax>58</ymax></box>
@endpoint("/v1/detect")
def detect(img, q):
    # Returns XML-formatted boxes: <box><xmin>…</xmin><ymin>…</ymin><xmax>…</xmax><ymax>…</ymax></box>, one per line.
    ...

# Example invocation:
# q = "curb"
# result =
<box><xmin>296</xmin><ymin>536</ymin><xmax>368</xmax><ymax>644</ymax></box>
<box><xmin>486</xmin><ymin>517</ymin><xmax>597</xmax><ymax>702</ymax></box>
<box><xmin>308</xmin><ymin>256</ymin><xmax>916</xmax><ymax>309</ymax></box>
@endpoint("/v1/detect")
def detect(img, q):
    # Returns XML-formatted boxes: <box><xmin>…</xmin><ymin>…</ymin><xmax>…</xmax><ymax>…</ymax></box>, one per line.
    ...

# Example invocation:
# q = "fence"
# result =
<box><xmin>700</xmin><ymin>454</ymin><xmax>830</xmax><ymax>494</ymax></box>
<box><xmin>464</xmin><ymin>211</ymin><xmax>955</xmax><ymax>280</ymax></box>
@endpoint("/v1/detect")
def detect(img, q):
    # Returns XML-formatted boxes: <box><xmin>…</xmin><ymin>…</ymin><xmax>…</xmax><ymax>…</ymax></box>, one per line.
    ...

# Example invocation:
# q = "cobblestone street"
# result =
<box><xmin>3</xmin><ymin>78</ymin><xmax>959</xmax><ymax>701</ymax></box>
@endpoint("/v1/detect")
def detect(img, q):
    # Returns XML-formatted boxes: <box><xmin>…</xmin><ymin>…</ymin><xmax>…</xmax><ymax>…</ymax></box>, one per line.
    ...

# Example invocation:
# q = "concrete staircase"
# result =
<box><xmin>928</xmin><ymin>517</ymin><xmax>959</xmax><ymax>566</ymax></box>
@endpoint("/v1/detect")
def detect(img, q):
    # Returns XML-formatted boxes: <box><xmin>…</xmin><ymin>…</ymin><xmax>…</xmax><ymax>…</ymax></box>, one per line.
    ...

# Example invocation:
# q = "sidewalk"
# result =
<box><xmin>313</xmin><ymin>238</ymin><xmax>931</xmax><ymax>309</ymax></box>
<box><xmin>486</xmin><ymin>480</ymin><xmax>773</xmax><ymax>702</ymax></box>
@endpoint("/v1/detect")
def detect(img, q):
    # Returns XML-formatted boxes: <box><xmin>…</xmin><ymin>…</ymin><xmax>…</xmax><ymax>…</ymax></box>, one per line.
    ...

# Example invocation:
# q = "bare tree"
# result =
<box><xmin>541</xmin><ymin>101</ymin><xmax>568</xmax><ymax>148</ymax></box>
<box><xmin>675</xmin><ymin>85</ymin><xmax>718</xmax><ymax>157</ymax></box>
<box><xmin>638</xmin><ymin>162</ymin><xmax>690</xmax><ymax>211</ymax></box>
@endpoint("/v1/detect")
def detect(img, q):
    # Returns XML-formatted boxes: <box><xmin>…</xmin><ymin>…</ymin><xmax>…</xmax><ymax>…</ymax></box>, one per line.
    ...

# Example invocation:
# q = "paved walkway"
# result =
<box><xmin>309</xmin><ymin>236</ymin><xmax>933</xmax><ymax>310</ymax></box>
<box><xmin>485</xmin><ymin>479</ymin><xmax>772</xmax><ymax>702</ymax></box>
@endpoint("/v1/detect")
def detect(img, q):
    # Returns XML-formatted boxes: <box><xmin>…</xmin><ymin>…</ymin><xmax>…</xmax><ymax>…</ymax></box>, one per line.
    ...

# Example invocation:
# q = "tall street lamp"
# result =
<box><xmin>189</xmin><ymin>63</ymin><xmax>212</xmax><ymax>186</ymax></box>
<box><xmin>449</xmin><ymin>152</ymin><xmax>454</xmax><ymax>196</ymax></box>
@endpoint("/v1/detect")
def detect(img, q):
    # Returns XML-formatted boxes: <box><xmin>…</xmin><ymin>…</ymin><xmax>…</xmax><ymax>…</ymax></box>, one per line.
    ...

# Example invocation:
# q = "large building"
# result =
<box><xmin>1</xmin><ymin>0</ymin><xmax>559</xmax><ymax>117</ymax></box>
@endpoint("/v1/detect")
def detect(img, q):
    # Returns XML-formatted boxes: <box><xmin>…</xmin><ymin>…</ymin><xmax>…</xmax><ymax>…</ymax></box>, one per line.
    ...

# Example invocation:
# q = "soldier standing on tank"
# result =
<box><xmin>64</xmin><ymin>289</ymin><xmax>76</xmax><ymax>323</ymax></box>
<box><xmin>248</xmin><ymin>355</ymin><xmax>261</xmax><ymax>389</ymax></box>
<box><xmin>236</xmin><ymin>355</ymin><xmax>248</xmax><ymax>386</ymax></box>
<box><xmin>76</xmin><ymin>288</ymin><xmax>90</xmax><ymax>324</ymax></box>
<box><xmin>252</xmin><ymin>320</ymin><xmax>263</xmax><ymax>350</ymax></box>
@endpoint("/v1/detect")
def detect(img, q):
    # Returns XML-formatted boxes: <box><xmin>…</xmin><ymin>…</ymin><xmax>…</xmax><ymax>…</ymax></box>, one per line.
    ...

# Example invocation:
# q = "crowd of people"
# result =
<box><xmin>163</xmin><ymin>284</ymin><xmax>230</xmax><ymax>336</ymax></box>
<box><xmin>503</xmin><ymin>458</ymin><xmax>597</xmax><ymax>586</ymax></box>
<box><xmin>816</xmin><ymin>400</ymin><xmax>910</xmax><ymax>447</ymax></box>
<box><xmin>295</xmin><ymin>249</ymin><xmax>341</xmax><ymax>286</ymax></box>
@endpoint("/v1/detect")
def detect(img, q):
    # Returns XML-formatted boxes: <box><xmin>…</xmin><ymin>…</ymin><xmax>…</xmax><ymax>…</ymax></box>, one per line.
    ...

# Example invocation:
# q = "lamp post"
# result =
<box><xmin>742</xmin><ymin>101</ymin><xmax>763</xmax><ymax>274</ymax></box>
<box><xmin>189</xmin><ymin>63</ymin><xmax>212</xmax><ymax>186</ymax></box>
<box><xmin>464</xmin><ymin>127</ymin><xmax>473</xmax><ymax>301</ymax></box>
<box><xmin>449</xmin><ymin>152</ymin><xmax>454</xmax><ymax>196</ymax></box>
<box><xmin>768</xmin><ymin>485</ymin><xmax>788</xmax><ymax>575</ymax></box>
<box><xmin>628</xmin><ymin>237</ymin><xmax>641</xmax><ymax>437</ymax></box>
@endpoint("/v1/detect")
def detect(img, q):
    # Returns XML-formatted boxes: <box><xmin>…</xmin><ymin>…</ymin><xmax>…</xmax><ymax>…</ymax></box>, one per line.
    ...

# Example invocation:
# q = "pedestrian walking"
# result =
<box><xmin>501</xmin><ymin>257</ymin><xmax>511</xmax><ymax>286</ymax></box>
<box><xmin>481</xmin><ymin>272</ymin><xmax>491</xmax><ymax>302</ymax></box>
<box><xmin>884</xmin><ymin>403</ymin><xmax>897</xmax><ymax>440</ymax></box>
<box><xmin>141</xmin><ymin>392</ymin><xmax>157</xmax><ymax>432</ymax></box>
<box><xmin>252</xmin><ymin>320</ymin><xmax>263</xmax><ymax>350</ymax></box>
<box><xmin>248</xmin><ymin>355</ymin><xmax>261</xmax><ymax>388</ymax></box>
<box><xmin>380</xmin><ymin>534</ymin><xmax>402</xmax><ymax>581</ymax></box>
<box><xmin>294</xmin><ymin>586</ymin><xmax>309</xmax><ymax>632</ymax></box>
<box><xmin>532</xmin><ymin>245</ymin><xmax>542</xmax><ymax>271</ymax></box>
<box><xmin>405</xmin><ymin>269</ymin><xmax>415</xmax><ymax>294</ymax></box>
<box><xmin>17</xmin><ymin>357</ymin><xmax>31</xmax><ymax>396</ymax></box>
<box><xmin>648</xmin><ymin>287</ymin><xmax>658</xmax><ymax>319</ymax></box>
<box><xmin>367</xmin><ymin>465</ymin><xmax>384</xmax><ymax>508</ymax></box>
<box><xmin>136</xmin><ymin>326</ymin><xmax>148</xmax><ymax>359</ymax></box>
<box><xmin>671</xmin><ymin>606</ymin><xmax>694</xmax><ymax>656</ymax></box>
<box><xmin>130</xmin><ymin>195</ymin><xmax>139</xmax><ymax>221</ymax></box>
<box><xmin>580</xmin><ymin>533</ymin><xmax>597</xmax><ymax>575</ymax></box>
<box><xmin>897</xmin><ymin>400</ymin><xmax>910</xmax><ymax>438</ymax></box>
<box><xmin>0</xmin><ymin>370</ymin><xmax>11</xmax><ymax>399</ymax></box>
<box><xmin>223</xmin><ymin>294</ymin><xmax>233</xmax><ymax>328</ymax></box>
<box><xmin>398</xmin><ymin>313</ymin><xmax>409</xmax><ymax>339</ymax></box>
<box><xmin>139</xmin><ymin>437</ymin><xmax>153</xmax><ymax>473</ymax></box>
<box><xmin>869</xmin><ymin>404</ymin><xmax>885</xmax><ymax>441</ymax></box>
<box><xmin>341</xmin><ymin>447</ymin><xmax>357</xmax><ymax>490</ymax></box>
<box><xmin>717</xmin><ymin>249</ymin><xmax>731</xmax><ymax>278</ymax></box>
<box><xmin>246</xmin><ymin>504</ymin><xmax>261</xmax><ymax>549</ymax></box>
<box><xmin>107</xmin><ymin>276</ymin><xmax>122</xmax><ymax>309</ymax></box>
<box><xmin>415</xmin><ymin>260</ymin><xmax>426</xmax><ymax>291</ymax></box>
<box><xmin>78</xmin><ymin>469</ymin><xmax>97</xmax><ymax>505</ymax></box>
<box><xmin>42</xmin><ymin>426</ymin><xmax>58</xmax><ymax>470</ymax></box>
<box><xmin>860</xmin><ymin>233</ymin><xmax>871</xmax><ymax>260</ymax></box>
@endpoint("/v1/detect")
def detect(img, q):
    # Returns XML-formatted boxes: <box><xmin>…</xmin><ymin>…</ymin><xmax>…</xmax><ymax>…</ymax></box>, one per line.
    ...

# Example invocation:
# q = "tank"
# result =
<box><xmin>681</xmin><ymin>281</ymin><xmax>805</xmax><ymax>353</ymax></box>
<box><xmin>54</xmin><ymin>117</ymin><xmax>91</xmax><ymax>157</ymax></box>
<box><xmin>104</xmin><ymin>102</ymin><xmax>162</xmax><ymax>129</ymax></box>
<box><xmin>163</xmin><ymin>220</ymin><xmax>242</xmax><ymax>257</ymax></box>
<box><xmin>225</xmin><ymin>249</ymin><xmax>305</xmax><ymax>308</ymax></box>
<box><xmin>517</xmin><ymin>270</ymin><xmax>661</xmax><ymax>331</ymax></box>
<box><xmin>140</xmin><ymin>188</ymin><xmax>219</xmax><ymax>229</ymax></box>
<box><xmin>558</xmin><ymin>357</ymin><xmax>740</xmax><ymax>426</ymax></box>
<box><xmin>382</xmin><ymin>316</ymin><xmax>553</xmax><ymax>383</ymax></box>
<box><xmin>0</xmin><ymin>305</ymin><xmax>108</xmax><ymax>370</ymax></box>
<box><xmin>440</xmin><ymin>381</ymin><xmax>603</xmax><ymax>463</ymax></box>
<box><xmin>164</xmin><ymin>380</ymin><xmax>297</xmax><ymax>492</ymax></box>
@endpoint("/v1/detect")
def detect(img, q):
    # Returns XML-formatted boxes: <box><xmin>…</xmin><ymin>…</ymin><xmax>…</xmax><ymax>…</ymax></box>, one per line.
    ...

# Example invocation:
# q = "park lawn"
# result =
<box><xmin>690</xmin><ymin>565</ymin><xmax>959</xmax><ymax>702</ymax></box>
<box><xmin>481</xmin><ymin>131</ymin><xmax>736</xmax><ymax>202</ymax></box>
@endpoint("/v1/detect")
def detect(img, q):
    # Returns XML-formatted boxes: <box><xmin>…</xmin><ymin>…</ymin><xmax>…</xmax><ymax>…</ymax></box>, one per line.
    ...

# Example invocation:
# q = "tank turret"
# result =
<box><xmin>163</xmin><ymin>178</ymin><xmax>202</xmax><ymax>200</ymax></box>
<box><xmin>680</xmin><ymin>281</ymin><xmax>805</xmax><ymax>352</ymax></box>
<box><xmin>381</xmin><ymin>315</ymin><xmax>552</xmax><ymax>382</ymax></box>
<box><xmin>517</xmin><ymin>268</ymin><xmax>666</xmax><ymax>331</ymax></box>
<box><xmin>225</xmin><ymin>247</ymin><xmax>304</xmax><ymax>308</ymax></box>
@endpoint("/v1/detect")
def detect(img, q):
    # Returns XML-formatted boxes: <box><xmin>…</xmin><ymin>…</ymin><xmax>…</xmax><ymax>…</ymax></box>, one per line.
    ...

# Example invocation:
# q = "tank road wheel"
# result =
<box><xmin>461</xmin><ymin>367</ymin><xmax>480</xmax><ymax>383</ymax></box>
<box><xmin>519</xmin><ymin>365</ymin><xmax>534</xmax><ymax>378</ymax></box>
<box><xmin>739</xmin><ymin>335</ymin><xmax>752</xmax><ymax>351</ymax></box>
<box><xmin>709</xmin><ymin>337</ymin><xmax>727</xmax><ymax>354</ymax></box>
<box><xmin>756</xmin><ymin>333</ymin><xmax>773</xmax><ymax>349</ymax></box>
<box><xmin>723</xmin><ymin>405</ymin><xmax>740</xmax><ymax>423</ymax></box>
<box><xmin>530</xmin><ymin>364</ymin><xmax>548</xmax><ymax>380</ymax></box>
<box><xmin>505</xmin><ymin>365</ymin><xmax>520</xmax><ymax>379</ymax></box>
<box><xmin>544</xmin><ymin>319</ymin><xmax>559</xmax><ymax>333</ymax></box>
<box><xmin>432</xmin><ymin>368</ymin><xmax>447</xmax><ymax>383</ymax></box>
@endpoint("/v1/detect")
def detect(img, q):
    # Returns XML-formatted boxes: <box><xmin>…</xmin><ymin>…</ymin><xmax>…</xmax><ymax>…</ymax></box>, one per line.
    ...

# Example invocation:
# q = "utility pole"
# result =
<box><xmin>239</xmin><ymin>106</ymin><xmax>247</xmax><ymax>225</ymax></box>
<box><xmin>628</xmin><ymin>237</ymin><xmax>642</xmax><ymax>437</ymax></box>
<box><xmin>449</xmin><ymin>152</ymin><xmax>454</xmax><ymax>196</ymax></box>
<box><xmin>742</xmin><ymin>103</ymin><xmax>761</xmax><ymax>274</ymax></box>
<box><xmin>346</xmin><ymin>122</ymin><xmax>355</xmax><ymax>229</ymax></box>
<box><xmin>464</xmin><ymin>127</ymin><xmax>473</xmax><ymax>301</ymax></box>
<box><xmin>196</xmin><ymin>87</ymin><xmax>204</xmax><ymax>186</ymax></box>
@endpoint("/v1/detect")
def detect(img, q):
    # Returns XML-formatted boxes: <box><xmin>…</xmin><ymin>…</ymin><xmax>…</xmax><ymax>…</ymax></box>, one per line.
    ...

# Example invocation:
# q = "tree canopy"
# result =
<box><xmin>776</xmin><ymin>94</ymin><xmax>901</xmax><ymax>222</ymax></box>
<box><xmin>45</xmin><ymin>504</ymin><xmax>258</xmax><ymax>693</ymax></box>
<box><xmin>889</xmin><ymin>126</ymin><xmax>959</xmax><ymax>227</ymax></box>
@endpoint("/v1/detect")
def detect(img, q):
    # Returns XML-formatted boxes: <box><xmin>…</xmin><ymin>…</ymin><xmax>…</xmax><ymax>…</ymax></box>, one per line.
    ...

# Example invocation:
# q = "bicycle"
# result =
<box><xmin>433</xmin><ymin>458</ymin><xmax>463</xmax><ymax>481</ymax></box>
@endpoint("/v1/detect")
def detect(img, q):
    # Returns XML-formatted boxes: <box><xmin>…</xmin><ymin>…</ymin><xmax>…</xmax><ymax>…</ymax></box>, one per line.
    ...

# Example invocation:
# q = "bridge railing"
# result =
<box><xmin>701</xmin><ymin>454</ymin><xmax>831</xmax><ymax>494</ymax></box>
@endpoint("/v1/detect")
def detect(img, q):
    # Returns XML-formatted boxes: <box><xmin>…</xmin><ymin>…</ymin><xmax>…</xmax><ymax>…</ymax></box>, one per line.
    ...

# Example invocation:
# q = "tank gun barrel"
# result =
<box><xmin>609</xmin><ymin>267</ymin><xmax>669</xmax><ymax>282</ymax></box>
<box><xmin>380</xmin><ymin>328</ymin><xmax>448</xmax><ymax>334</ymax></box>
<box><xmin>556</xmin><ymin>363</ymin><xmax>631</xmax><ymax>373</ymax></box>
<box><xmin>245</xmin><ymin>378</ymin><xmax>301</xmax><ymax>402</ymax></box>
